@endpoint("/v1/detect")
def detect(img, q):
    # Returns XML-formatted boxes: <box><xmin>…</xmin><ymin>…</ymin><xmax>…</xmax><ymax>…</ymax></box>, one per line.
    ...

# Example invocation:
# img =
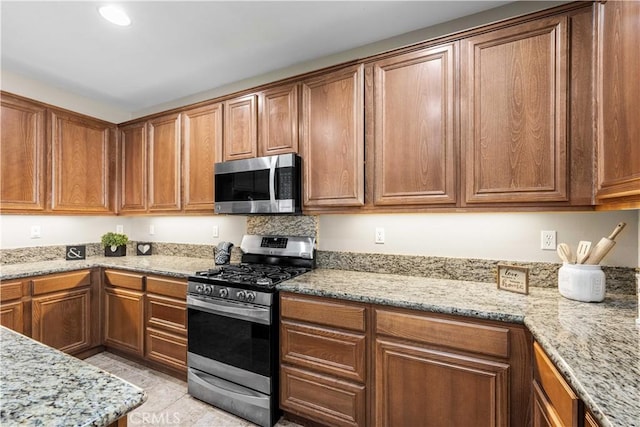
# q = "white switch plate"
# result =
<box><xmin>541</xmin><ymin>230</ymin><xmax>556</xmax><ymax>250</ymax></box>
<box><xmin>212</xmin><ymin>225</ymin><xmax>219</xmax><ymax>238</ymax></box>
<box><xmin>149</xmin><ymin>225</ymin><xmax>155</xmax><ymax>235</ymax></box>
<box><xmin>375</xmin><ymin>227</ymin><xmax>385</xmax><ymax>244</ymax></box>
<box><xmin>116</xmin><ymin>224</ymin><xmax>124</xmax><ymax>234</ymax></box>
<box><xmin>30</xmin><ymin>225</ymin><xmax>41</xmax><ymax>239</ymax></box>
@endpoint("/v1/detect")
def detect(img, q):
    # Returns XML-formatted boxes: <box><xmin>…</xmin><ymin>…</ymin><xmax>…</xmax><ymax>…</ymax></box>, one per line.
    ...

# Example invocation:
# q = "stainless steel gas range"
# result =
<box><xmin>186</xmin><ymin>234</ymin><xmax>315</xmax><ymax>427</ymax></box>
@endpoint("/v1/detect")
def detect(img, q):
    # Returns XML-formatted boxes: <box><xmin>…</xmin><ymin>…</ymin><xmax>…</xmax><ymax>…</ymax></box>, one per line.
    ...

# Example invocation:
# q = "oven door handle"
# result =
<box><xmin>187</xmin><ymin>295</ymin><xmax>270</xmax><ymax>325</ymax></box>
<box><xmin>268</xmin><ymin>155</ymin><xmax>277</xmax><ymax>211</ymax></box>
<box><xmin>189</xmin><ymin>368</ymin><xmax>270</xmax><ymax>409</ymax></box>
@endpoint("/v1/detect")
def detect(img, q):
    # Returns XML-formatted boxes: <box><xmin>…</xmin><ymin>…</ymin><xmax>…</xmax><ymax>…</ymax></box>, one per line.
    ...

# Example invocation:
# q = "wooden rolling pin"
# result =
<box><xmin>585</xmin><ymin>222</ymin><xmax>626</xmax><ymax>265</ymax></box>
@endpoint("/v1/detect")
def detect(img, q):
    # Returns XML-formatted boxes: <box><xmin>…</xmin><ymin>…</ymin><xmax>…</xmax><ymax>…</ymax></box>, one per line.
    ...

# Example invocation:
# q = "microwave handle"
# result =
<box><xmin>269</xmin><ymin>155</ymin><xmax>278</xmax><ymax>210</ymax></box>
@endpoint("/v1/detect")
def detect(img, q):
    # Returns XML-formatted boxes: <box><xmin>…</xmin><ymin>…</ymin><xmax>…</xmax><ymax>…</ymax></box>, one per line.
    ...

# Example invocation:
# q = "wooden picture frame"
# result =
<box><xmin>497</xmin><ymin>264</ymin><xmax>529</xmax><ymax>295</ymax></box>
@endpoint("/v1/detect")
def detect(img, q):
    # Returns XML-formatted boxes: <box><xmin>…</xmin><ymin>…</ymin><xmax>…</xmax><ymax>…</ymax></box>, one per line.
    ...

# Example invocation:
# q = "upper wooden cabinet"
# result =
<box><xmin>148</xmin><ymin>113</ymin><xmax>181</xmax><ymax>211</ymax></box>
<box><xmin>258</xmin><ymin>83</ymin><xmax>299</xmax><ymax>157</ymax></box>
<box><xmin>0</xmin><ymin>93</ymin><xmax>47</xmax><ymax>212</ymax></box>
<box><xmin>223</xmin><ymin>94</ymin><xmax>258</xmax><ymax>161</ymax></box>
<box><xmin>595</xmin><ymin>0</ymin><xmax>640</xmax><ymax>208</ymax></box>
<box><xmin>301</xmin><ymin>64</ymin><xmax>365</xmax><ymax>208</ymax></box>
<box><xmin>371</xmin><ymin>43</ymin><xmax>457</xmax><ymax>206</ymax></box>
<box><xmin>119</xmin><ymin>121</ymin><xmax>147</xmax><ymax>213</ymax></box>
<box><xmin>461</xmin><ymin>16</ymin><xmax>569</xmax><ymax>205</ymax></box>
<box><xmin>182</xmin><ymin>103</ymin><xmax>222</xmax><ymax>211</ymax></box>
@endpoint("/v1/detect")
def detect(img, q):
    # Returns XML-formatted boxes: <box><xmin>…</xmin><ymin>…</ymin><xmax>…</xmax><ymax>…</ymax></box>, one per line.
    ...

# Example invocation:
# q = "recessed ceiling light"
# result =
<box><xmin>98</xmin><ymin>5</ymin><xmax>131</xmax><ymax>27</ymax></box>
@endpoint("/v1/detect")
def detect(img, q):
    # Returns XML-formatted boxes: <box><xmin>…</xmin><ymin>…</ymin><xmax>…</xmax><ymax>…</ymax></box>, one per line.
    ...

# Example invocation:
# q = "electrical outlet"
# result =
<box><xmin>375</xmin><ymin>227</ymin><xmax>385</xmax><ymax>244</ymax></box>
<box><xmin>212</xmin><ymin>225</ymin><xmax>219</xmax><ymax>238</ymax></box>
<box><xmin>541</xmin><ymin>230</ymin><xmax>556</xmax><ymax>250</ymax></box>
<box><xmin>30</xmin><ymin>225</ymin><xmax>41</xmax><ymax>239</ymax></box>
<box><xmin>116</xmin><ymin>224</ymin><xmax>124</xmax><ymax>234</ymax></box>
<box><xmin>149</xmin><ymin>225</ymin><xmax>155</xmax><ymax>235</ymax></box>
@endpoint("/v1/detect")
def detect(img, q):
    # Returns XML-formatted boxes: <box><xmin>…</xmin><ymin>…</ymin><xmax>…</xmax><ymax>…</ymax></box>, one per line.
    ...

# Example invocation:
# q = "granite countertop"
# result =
<box><xmin>0</xmin><ymin>326</ymin><xmax>146</xmax><ymax>426</ymax></box>
<box><xmin>279</xmin><ymin>269</ymin><xmax>639</xmax><ymax>427</ymax></box>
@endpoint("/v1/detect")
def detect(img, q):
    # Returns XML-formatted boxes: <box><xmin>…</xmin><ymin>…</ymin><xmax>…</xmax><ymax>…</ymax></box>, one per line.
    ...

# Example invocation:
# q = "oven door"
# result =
<box><xmin>187</xmin><ymin>295</ymin><xmax>274</xmax><ymax>394</ymax></box>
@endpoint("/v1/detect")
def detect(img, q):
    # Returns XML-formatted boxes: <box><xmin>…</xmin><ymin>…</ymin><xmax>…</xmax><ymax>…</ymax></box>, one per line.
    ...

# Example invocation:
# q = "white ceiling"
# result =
<box><xmin>1</xmin><ymin>1</ymin><xmax>511</xmax><ymax>115</ymax></box>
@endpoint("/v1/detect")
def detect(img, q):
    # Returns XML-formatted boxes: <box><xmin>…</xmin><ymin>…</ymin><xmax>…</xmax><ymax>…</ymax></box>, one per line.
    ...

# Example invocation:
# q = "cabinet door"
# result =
<box><xmin>375</xmin><ymin>338</ymin><xmax>509</xmax><ymax>427</ymax></box>
<box><xmin>373</xmin><ymin>43</ymin><xmax>456</xmax><ymax>206</ymax></box>
<box><xmin>223</xmin><ymin>94</ymin><xmax>257</xmax><ymax>161</ymax></box>
<box><xmin>301</xmin><ymin>65</ymin><xmax>365</xmax><ymax>208</ymax></box>
<box><xmin>0</xmin><ymin>93</ymin><xmax>46</xmax><ymax>212</ymax></box>
<box><xmin>119</xmin><ymin>121</ymin><xmax>147</xmax><ymax>213</ymax></box>
<box><xmin>533</xmin><ymin>380</ymin><xmax>564</xmax><ymax>427</ymax></box>
<box><xmin>148</xmin><ymin>113</ymin><xmax>181</xmax><ymax>211</ymax></box>
<box><xmin>595</xmin><ymin>0</ymin><xmax>640</xmax><ymax>206</ymax></box>
<box><xmin>0</xmin><ymin>280</ymin><xmax>25</xmax><ymax>334</ymax></box>
<box><xmin>32</xmin><ymin>288</ymin><xmax>91</xmax><ymax>354</ymax></box>
<box><xmin>50</xmin><ymin>110</ymin><xmax>115</xmax><ymax>212</ymax></box>
<box><xmin>259</xmin><ymin>83</ymin><xmax>299</xmax><ymax>156</ymax></box>
<box><xmin>104</xmin><ymin>287</ymin><xmax>145</xmax><ymax>357</ymax></box>
<box><xmin>461</xmin><ymin>16</ymin><xmax>568</xmax><ymax>204</ymax></box>
<box><xmin>182</xmin><ymin>103</ymin><xmax>222</xmax><ymax>211</ymax></box>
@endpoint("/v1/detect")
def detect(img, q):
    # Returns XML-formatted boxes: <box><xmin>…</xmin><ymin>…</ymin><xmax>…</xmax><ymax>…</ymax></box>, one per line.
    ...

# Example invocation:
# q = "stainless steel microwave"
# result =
<box><xmin>214</xmin><ymin>153</ymin><xmax>302</xmax><ymax>214</ymax></box>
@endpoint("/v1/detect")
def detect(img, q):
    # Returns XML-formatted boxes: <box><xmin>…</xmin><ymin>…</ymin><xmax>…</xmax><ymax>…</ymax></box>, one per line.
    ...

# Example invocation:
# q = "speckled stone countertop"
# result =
<box><xmin>279</xmin><ymin>269</ymin><xmax>639</xmax><ymax>427</ymax></box>
<box><xmin>0</xmin><ymin>255</ymin><xmax>216</xmax><ymax>280</ymax></box>
<box><xmin>0</xmin><ymin>326</ymin><xmax>146</xmax><ymax>426</ymax></box>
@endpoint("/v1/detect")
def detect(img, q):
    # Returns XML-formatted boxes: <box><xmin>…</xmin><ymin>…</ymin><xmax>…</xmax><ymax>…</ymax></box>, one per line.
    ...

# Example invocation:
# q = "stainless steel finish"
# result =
<box><xmin>215</xmin><ymin>153</ymin><xmax>295</xmax><ymax>174</ymax></box>
<box><xmin>187</xmin><ymin>295</ymin><xmax>271</xmax><ymax>325</ymax></box>
<box><xmin>188</xmin><ymin>368</ymin><xmax>272</xmax><ymax>427</ymax></box>
<box><xmin>188</xmin><ymin>352</ymin><xmax>271</xmax><ymax>395</ymax></box>
<box><xmin>269</xmin><ymin>155</ymin><xmax>277</xmax><ymax>212</ymax></box>
<box><xmin>215</xmin><ymin>199</ymin><xmax>296</xmax><ymax>214</ymax></box>
<box><xmin>240</xmin><ymin>234</ymin><xmax>316</xmax><ymax>259</ymax></box>
<box><xmin>187</xmin><ymin>281</ymin><xmax>273</xmax><ymax>306</ymax></box>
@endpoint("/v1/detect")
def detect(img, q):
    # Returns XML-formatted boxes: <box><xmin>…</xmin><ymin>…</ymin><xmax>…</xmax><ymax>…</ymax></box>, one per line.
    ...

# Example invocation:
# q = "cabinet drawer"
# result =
<box><xmin>281</xmin><ymin>320</ymin><xmax>366</xmax><ymax>382</ymax></box>
<box><xmin>104</xmin><ymin>270</ymin><xmax>144</xmax><ymax>291</ymax></box>
<box><xmin>533</xmin><ymin>341</ymin><xmax>579</xmax><ymax>427</ymax></box>
<box><xmin>146</xmin><ymin>275</ymin><xmax>186</xmax><ymax>299</ymax></box>
<box><xmin>281</xmin><ymin>293</ymin><xmax>366</xmax><ymax>332</ymax></box>
<box><xmin>146</xmin><ymin>294</ymin><xmax>187</xmax><ymax>335</ymax></box>
<box><xmin>32</xmin><ymin>270</ymin><xmax>91</xmax><ymax>295</ymax></box>
<box><xmin>281</xmin><ymin>365</ymin><xmax>366</xmax><ymax>427</ymax></box>
<box><xmin>0</xmin><ymin>281</ymin><xmax>23</xmax><ymax>302</ymax></box>
<box><xmin>375</xmin><ymin>308</ymin><xmax>509</xmax><ymax>358</ymax></box>
<box><xmin>146</xmin><ymin>327</ymin><xmax>187</xmax><ymax>373</ymax></box>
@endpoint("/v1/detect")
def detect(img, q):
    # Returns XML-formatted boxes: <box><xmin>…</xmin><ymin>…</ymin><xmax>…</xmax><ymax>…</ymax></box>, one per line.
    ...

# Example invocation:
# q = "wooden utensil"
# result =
<box><xmin>557</xmin><ymin>243</ymin><xmax>573</xmax><ymax>264</ymax></box>
<box><xmin>585</xmin><ymin>222</ymin><xmax>626</xmax><ymax>265</ymax></box>
<box><xmin>576</xmin><ymin>241</ymin><xmax>592</xmax><ymax>264</ymax></box>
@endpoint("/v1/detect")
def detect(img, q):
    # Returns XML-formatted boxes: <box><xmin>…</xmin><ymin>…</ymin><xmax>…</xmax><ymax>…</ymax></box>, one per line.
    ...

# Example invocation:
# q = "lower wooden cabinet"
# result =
<box><xmin>103</xmin><ymin>270</ymin><xmax>145</xmax><ymax>357</ymax></box>
<box><xmin>0</xmin><ymin>280</ymin><xmax>27</xmax><ymax>334</ymax></box>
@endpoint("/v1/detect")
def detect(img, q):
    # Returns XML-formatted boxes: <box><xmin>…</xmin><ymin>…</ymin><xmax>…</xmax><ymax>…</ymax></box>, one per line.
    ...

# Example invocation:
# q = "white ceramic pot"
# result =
<box><xmin>558</xmin><ymin>263</ymin><xmax>605</xmax><ymax>302</ymax></box>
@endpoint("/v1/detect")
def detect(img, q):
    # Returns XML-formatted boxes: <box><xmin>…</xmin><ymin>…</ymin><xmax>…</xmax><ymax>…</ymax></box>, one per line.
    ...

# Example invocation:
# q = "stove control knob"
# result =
<box><xmin>203</xmin><ymin>285</ymin><xmax>213</xmax><ymax>295</ymax></box>
<box><xmin>195</xmin><ymin>284</ymin><xmax>204</xmax><ymax>293</ymax></box>
<box><xmin>236</xmin><ymin>290</ymin><xmax>246</xmax><ymax>301</ymax></box>
<box><xmin>245</xmin><ymin>291</ymin><xmax>256</xmax><ymax>302</ymax></box>
<box><xmin>218</xmin><ymin>288</ymin><xmax>229</xmax><ymax>298</ymax></box>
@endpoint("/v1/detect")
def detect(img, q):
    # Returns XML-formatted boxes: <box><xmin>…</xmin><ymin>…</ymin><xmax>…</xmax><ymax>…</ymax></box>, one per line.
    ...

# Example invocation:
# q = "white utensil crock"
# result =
<box><xmin>558</xmin><ymin>264</ymin><xmax>605</xmax><ymax>302</ymax></box>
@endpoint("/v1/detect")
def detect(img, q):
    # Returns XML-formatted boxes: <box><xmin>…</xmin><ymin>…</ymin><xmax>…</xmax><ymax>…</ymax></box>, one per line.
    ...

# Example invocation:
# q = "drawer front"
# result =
<box><xmin>0</xmin><ymin>300</ymin><xmax>24</xmax><ymax>334</ymax></box>
<box><xmin>281</xmin><ymin>293</ymin><xmax>366</xmax><ymax>332</ymax></box>
<box><xmin>32</xmin><ymin>270</ymin><xmax>91</xmax><ymax>295</ymax></box>
<box><xmin>146</xmin><ymin>294</ymin><xmax>187</xmax><ymax>335</ymax></box>
<box><xmin>0</xmin><ymin>281</ymin><xmax>23</xmax><ymax>302</ymax></box>
<box><xmin>146</xmin><ymin>327</ymin><xmax>187</xmax><ymax>373</ymax></box>
<box><xmin>281</xmin><ymin>320</ymin><xmax>366</xmax><ymax>382</ymax></box>
<box><xmin>146</xmin><ymin>275</ymin><xmax>187</xmax><ymax>299</ymax></box>
<box><xmin>375</xmin><ymin>308</ymin><xmax>509</xmax><ymax>358</ymax></box>
<box><xmin>533</xmin><ymin>341</ymin><xmax>579</xmax><ymax>427</ymax></box>
<box><xmin>104</xmin><ymin>269</ymin><xmax>144</xmax><ymax>291</ymax></box>
<box><xmin>281</xmin><ymin>365</ymin><xmax>366</xmax><ymax>427</ymax></box>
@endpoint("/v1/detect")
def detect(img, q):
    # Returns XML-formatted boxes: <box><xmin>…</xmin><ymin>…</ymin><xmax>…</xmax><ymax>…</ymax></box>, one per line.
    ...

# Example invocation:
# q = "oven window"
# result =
<box><xmin>188</xmin><ymin>308</ymin><xmax>272</xmax><ymax>377</ymax></box>
<box><xmin>215</xmin><ymin>169</ymin><xmax>280</xmax><ymax>202</ymax></box>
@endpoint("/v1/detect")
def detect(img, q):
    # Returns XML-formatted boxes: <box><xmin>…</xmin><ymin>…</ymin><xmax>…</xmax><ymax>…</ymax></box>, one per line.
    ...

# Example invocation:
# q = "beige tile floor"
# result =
<box><xmin>85</xmin><ymin>352</ymin><xmax>301</xmax><ymax>427</ymax></box>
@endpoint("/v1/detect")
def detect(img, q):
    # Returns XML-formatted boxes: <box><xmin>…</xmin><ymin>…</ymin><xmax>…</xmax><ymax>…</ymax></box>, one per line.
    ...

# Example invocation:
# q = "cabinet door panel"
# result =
<box><xmin>104</xmin><ymin>287</ymin><xmax>145</xmax><ymax>356</ymax></box>
<box><xmin>224</xmin><ymin>94</ymin><xmax>257</xmax><ymax>161</ymax></box>
<box><xmin>259</xmin><ymin>84</ymin><xmax>298</xmax><ymax>156</ymax></box>
<box><xmin>119</xmin><ymin>122</ymin><xmax>147</xmax><ymax>212</ymax></box>
<box><xmin>461</xmin><ymin>16</ymin><xmax>568</xmax><ymax>204</ymax></box>
<box><xmin>375</xmin><ymin>338</ymin><xmax>509</xmax><ymax>427</ymax></box>
<box><xmin>148</xmin><ymin>113</ymin><xmax>181</xmax><ymax>211</ymax></box>
<box><xmin>182</xmin><ymin>103</ymin><xmax>222</xmax><ymax>211</ymax></box>
<box><xmin>0</xmin><ymin>94</ymin><xmax>46</xmax><ymax>211</ymax></box>
<box><xmin>51</xmin><ymin>111</ymin><xmax>114</xmax><ymax>212</ymax></box>
<box><xmin>374</xmin><ymin>43</ymin><xmax>456</xmax><ymax>205</ymax></box>
<box><xmin>0</xmin><ymin>301</ymin><xmax>24</xmax><ymax>334</ymax></box>
<box><xmin>301</xmin><ymin>65</ymin><xmax>364</xmax><ymax>207</ymax></box>
<box><xmin>32</xmin><ymin>288</ymin><xmax>91</xmax><ymax>354</ymax></box>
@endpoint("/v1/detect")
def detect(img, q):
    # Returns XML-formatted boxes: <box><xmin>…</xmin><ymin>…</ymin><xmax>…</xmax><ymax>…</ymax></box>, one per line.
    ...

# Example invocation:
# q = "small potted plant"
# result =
<box><xmin>101</xmin><ymin>232</ymin><xmax>129</xmax><ymax>257</ymax></box>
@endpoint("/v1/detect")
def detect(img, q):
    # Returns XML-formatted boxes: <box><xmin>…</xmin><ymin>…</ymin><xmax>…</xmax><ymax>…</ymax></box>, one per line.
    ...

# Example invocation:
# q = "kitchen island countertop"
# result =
<box><xmin>279</xmin><ymin>268</ymin><xmax>639</xmax><ymax>427</ymax></box>
<box><xmin>0</xmin><ymin>326</ymin><xmax>146</xmax><ymax>426</ymax></box>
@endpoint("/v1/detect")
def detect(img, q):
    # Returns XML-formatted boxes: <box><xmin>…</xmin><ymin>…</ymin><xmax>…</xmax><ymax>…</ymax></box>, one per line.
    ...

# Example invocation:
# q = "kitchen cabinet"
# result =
<box><xmin>103</xmin><ymin>270</ymin><xmax>145</xmax><ymax>357</ymax></box>
<box><xmin>258</xmin><ymin>83</ymin><xmax>299</xmax><ymax>156</ymax></box>
<box><xmin>148</xmin><ymin>113</ymin><xmax>181</xmax><ymax>212</ymax></box>
<box><xmin>595</xmin><ymin>0</ymin><xmax>640</xmax><ymax>208</ymax></box>
<box><xmin>182</xmin><ymin>103</ymin><xmax>222</xmax><ymax>211</ymax></box>
<box><xmin>223</xmin><ymin>94</ymin><xmax>258</xmax><ymax>161</ymax></box>
<box><xmin>31</xmin><ymin>270</ymin><xmax>94</xmax><ymax>355</ymax></box>
<box><xmin>369</xmin><ymin>43</ymin><xmax>456</xmax><ymax>206</ymax></box>
<box><xmin>280</xmin><ymin>293</ymin><xmax>368</xmax><ymax>427</ymax></box>
<box><xmin>461</xmin><ymin>16</ymin><xmax>571</xmax><ymax>205</ymax></box>
<box><xmin>301</xmin><ymin>64</ymin><xmax>365</xmax><ymax>209</ymax></box>
<box><xmin>50</xmin><ymin>109</ymin><xmax>116</xmax><ymax>213</ymax></box>
<box><xmin>0</xmin><ymin>92</ymin><xmax>47</xmax><ymax>212</ymax></box>
<box><xmin>0</xmin><ymin>279</ymin><xmax>28</xmax><ymax>335</ymax></box>
<box><xmin>145</xmin><ymin>275</ymin><xmax>188</xmax><ymax>374</ymax></box>
<box><xmin>118</xmin><ymin>121</ymin><xmax>147</xmax><ymax>213</ymax></box>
